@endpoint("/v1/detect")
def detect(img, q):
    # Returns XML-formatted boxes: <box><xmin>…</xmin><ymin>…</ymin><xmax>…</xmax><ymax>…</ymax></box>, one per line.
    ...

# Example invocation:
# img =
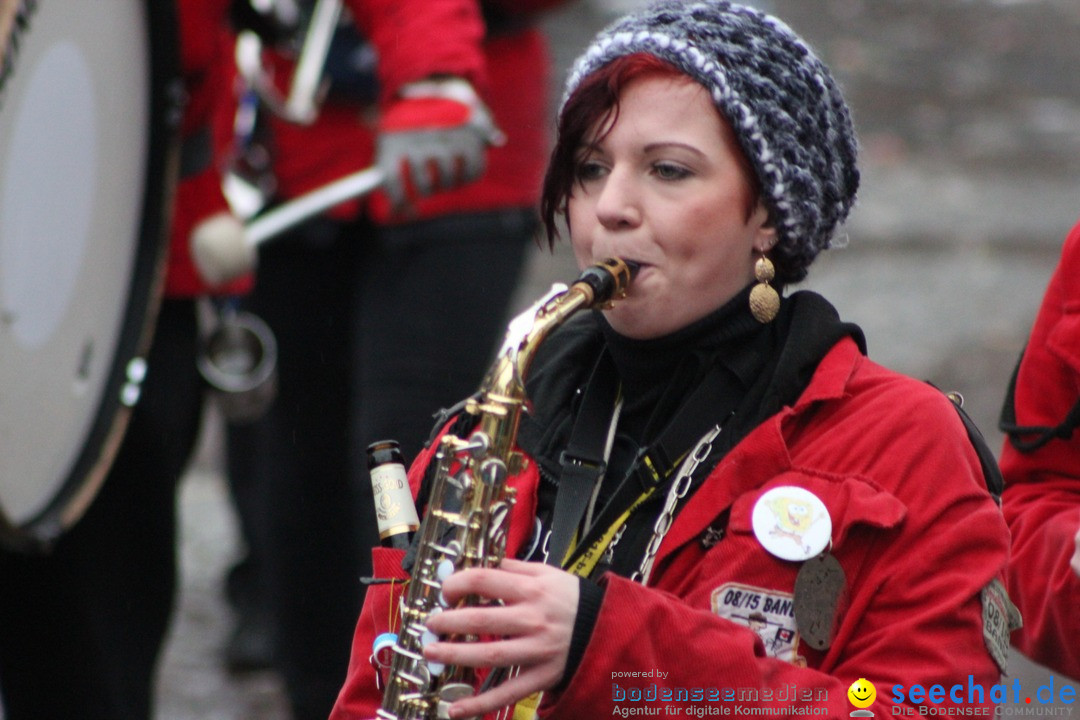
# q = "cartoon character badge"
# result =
<box><xmin>752</xmin><ymin>486</ymin><xmax>832</xmax><ymax>562</ymax></box>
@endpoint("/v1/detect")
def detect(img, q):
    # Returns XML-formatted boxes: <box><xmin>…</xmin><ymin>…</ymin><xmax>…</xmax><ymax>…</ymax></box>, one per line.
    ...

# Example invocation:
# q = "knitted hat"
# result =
<box><xmin>561</xmin><ymin>0</ymin><xmax>859</xmax><ymax>283</ymax></box>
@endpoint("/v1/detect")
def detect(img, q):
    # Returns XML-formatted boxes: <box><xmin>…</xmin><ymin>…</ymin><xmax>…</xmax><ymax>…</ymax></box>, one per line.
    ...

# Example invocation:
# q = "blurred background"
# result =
<box><xmin>159</xmin><ymin>0</ymin><xmax>1080</xmax><ymax>717</ymax></box>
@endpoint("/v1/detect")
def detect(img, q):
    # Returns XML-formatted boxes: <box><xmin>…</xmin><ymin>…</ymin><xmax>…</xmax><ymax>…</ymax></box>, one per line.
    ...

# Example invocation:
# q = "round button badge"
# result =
<box><xmin>751</xmin><ymin>486</ymin><xmax>832</xmax><ymax>561</ymax></box>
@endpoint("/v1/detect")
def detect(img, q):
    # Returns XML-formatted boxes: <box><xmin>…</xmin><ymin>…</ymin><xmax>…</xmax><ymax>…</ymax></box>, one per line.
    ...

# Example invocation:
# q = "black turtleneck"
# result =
<box><xmin>598</xmin><ymin>284</ymin><xmax>770</xmax><ymax>445</ymax></box>
<box><xmin>584</xmin><ymin>285</ymin><xmax>775</xmax><ymax>533</ymax></box>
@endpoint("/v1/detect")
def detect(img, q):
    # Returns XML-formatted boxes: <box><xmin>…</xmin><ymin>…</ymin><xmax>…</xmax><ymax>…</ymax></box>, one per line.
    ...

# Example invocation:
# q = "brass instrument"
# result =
<box><xmin>376</xmin><ymin>258</ymin><xmax>636</xmax><ymax>720</ymax></box>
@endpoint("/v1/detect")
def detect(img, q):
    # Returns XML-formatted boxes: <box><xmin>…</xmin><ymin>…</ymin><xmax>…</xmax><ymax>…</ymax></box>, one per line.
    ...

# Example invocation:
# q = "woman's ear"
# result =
<box><xmin>749</xmin><ymin>195</ymin><xmax>773</xmax><ymax>223</ymax></box>
<box><xmin>752</xmin><ymin>201</ymin><xmax>777</xmax><ymax>252</ymax></box>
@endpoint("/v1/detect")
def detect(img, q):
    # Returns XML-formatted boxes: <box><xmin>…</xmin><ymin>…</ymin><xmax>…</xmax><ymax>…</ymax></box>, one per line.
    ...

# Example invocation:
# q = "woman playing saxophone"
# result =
<box><xmin>331</xmin><ymin>2</ymin><xmax>1013</xmax><ymax>718</ymax></box>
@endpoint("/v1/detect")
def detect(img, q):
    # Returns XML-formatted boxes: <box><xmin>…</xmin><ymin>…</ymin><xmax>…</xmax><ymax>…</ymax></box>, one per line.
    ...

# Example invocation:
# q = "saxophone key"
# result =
<box><xmin>437</xmin><ymin>683</ymin><xmax>475</xmax><ymax>720</ymax></box>
<box><xmin>436</xmin><ymin>558</ymin><xmax>455</xmax><ymax>581</ymax></box>
<box><xmin>398</xmin><ymin>665</ymin><xmax>431</xmax><ymax>688</ymax></box>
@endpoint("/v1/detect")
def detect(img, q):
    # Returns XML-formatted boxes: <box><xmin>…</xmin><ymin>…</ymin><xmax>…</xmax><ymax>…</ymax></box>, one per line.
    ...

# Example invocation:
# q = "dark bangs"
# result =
<box><xmin>539</xmin><ymin>54</ymin><xmax>685</xmax><ymax>248</ymax></box>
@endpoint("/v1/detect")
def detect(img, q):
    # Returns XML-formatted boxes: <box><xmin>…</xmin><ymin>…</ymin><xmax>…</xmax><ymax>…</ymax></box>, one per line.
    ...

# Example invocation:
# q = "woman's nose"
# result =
<box><xmin>594</xmin><ymin>168</ymin><xmax>641</xmax><ymax>230</ymax></box>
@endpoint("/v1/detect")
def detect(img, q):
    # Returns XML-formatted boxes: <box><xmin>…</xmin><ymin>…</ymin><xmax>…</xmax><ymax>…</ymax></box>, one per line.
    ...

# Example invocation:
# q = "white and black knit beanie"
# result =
<box><xmin>562</xmin><ymin>0</ymin><xmax>859</xmax><ymax>283</ymax></box>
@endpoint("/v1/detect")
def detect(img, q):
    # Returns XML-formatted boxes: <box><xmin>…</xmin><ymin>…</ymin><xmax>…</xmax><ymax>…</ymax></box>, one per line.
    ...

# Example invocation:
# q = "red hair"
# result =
<box><xmin>540</xmin><ymin>53</ymin><xmax>761</xmax><ymax>247</ymax></box>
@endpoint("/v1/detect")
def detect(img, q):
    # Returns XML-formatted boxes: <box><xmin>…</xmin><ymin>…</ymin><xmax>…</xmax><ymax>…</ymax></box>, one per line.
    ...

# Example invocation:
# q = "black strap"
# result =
<box><xmin>555</xmin><ymin>361</ymin><xmax>738</xmax><ymax>570</ymax></box>
<box><xmin>922</xmin><ymin>382</ymin><xmax>1003</xmax><ymax>502</ymax></box>
<box><xmin>998</xmin><ymin>347</ymin><xmax>1080</xmax><ymax>453</ymax></box>
<box><xmin>630</xmin><ymin>367</ymin><xmax>733</xmax><ymax>489</ymax></box>
<box><xmin>546</xmin><ymin>354</ymin><xmax>620</xmax><ymax>567</ymax></box>
<box><xmin>951</xmin><ymin>393</ymin><xmax>1004</xmax><ymax>503</ymax></box>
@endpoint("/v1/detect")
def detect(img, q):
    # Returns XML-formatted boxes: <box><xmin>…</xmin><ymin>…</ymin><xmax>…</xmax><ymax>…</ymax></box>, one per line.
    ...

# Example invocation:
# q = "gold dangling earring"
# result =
<box><xmin>749</xmin><ymin>255</ymin><xmax>780</xmax><ymax>323</ymax></box>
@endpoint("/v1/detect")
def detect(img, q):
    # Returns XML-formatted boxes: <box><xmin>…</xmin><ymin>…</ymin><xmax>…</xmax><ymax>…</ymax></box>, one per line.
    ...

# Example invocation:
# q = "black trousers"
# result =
<box><xmin>0</xmin><ymin>299</ymin><xmax>203</xmax><ymax>720</ymax></box>
<box><xmin>226</xmin><ymin>210</ymin><xmax>532</xmax><ymax>719</ymax></box>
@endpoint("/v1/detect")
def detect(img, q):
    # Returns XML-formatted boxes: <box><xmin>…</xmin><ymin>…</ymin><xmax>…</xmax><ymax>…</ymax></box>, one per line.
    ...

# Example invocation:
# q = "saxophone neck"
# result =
<box><xmin>502</xmin><ymin>257</ymin><xmax>637</xmax><ymax>393</ymax></box>
<box><xmin>466</xmin><ymin>258</ymin><xmax>637</xmax><ymax>461</ymax></box>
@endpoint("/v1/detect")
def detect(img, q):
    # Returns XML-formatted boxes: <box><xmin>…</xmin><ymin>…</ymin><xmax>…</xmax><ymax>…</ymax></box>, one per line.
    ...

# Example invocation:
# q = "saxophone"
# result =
<box><xmin>376</xmin><ymin>258</ymin><xmax>636</xmax><ymax>720</ymax></box>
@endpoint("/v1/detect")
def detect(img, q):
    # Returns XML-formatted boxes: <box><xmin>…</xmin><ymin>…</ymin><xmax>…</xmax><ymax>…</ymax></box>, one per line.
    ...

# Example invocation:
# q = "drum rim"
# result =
<box><xmin>0</xmin><ymin>0</ymin><xmax>181</xmax><ymax>552</ymax></box>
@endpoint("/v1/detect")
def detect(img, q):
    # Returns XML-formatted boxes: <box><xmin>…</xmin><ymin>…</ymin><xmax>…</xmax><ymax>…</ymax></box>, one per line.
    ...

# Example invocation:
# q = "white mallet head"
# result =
<box><xmin>190</xmin><ymin>212</ymin><xmax>256</xmax><ymax>287</ymax></box>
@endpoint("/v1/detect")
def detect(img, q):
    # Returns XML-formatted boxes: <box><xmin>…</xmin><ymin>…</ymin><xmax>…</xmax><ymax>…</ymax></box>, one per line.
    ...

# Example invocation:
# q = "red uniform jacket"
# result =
<box><xmin>169</xmin><ymin>0</ymin><xmax>251</xmax><ymax>297</ymax></box>
<box><xmin>265</xmin><ymin>0</ymin><xmax>554</xmax><ymax>224</ymax></box>
<box><xmin>331</xmin><ymin>336</ymin><xmax>1010</xmax><ymax>718</ymax></box>
<box><xmin>999</xmin><ymin>219</ymin><xmax>1080</xmax><ymax>680</ymax></box>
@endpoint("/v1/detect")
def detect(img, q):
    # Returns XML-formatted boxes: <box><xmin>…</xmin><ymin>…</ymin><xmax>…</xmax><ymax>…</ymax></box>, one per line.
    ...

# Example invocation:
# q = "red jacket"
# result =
<box><xmin>168</xmin><ymin>0</ymin><xmax>251</xmax><ymax>297</ymax></box>
<box><xmin>265</xmin><ymin>0</ymin><xmax>554</xmax><ymax>224</ymax></box>
<box><xmin>167</xmin><ymin>0</ymin><xmax>563</xmax><ymax>294</ymax></box>
<box><xmin>999</xmin><ymin>219</ymin><xmax>1080</xmax><ymax>680</ymax></box>
<box><xmin>331</xmin><ymin>336</ymin><xmax>1009</xmax><ymax>718</ymax></box>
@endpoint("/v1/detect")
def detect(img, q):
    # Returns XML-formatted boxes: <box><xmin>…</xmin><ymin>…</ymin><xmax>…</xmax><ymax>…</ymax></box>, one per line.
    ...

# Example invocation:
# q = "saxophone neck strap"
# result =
<box><xmin>547</xmin><ymin>351</ymin><xmax>620</xmax><ymax>567</ymax></box>
<box><xmin>548</xmin><ymin>351</ymin><xmax>737</xmax><ymax>571</ymax></box>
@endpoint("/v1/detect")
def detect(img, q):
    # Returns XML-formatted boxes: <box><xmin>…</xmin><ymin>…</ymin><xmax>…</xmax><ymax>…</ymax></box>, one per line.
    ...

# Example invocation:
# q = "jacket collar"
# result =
<box><xmin>655</xmin><ymin>337</ymin><xmax>865</xmax><ymax>565</ymax></box>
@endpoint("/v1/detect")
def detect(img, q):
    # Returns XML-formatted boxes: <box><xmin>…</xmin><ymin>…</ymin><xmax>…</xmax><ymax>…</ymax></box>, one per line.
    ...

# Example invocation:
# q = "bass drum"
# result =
<box><xmin>0</xmin><ymin>0</ymin><xmax>179</xmax><ymax>551</ymax></box>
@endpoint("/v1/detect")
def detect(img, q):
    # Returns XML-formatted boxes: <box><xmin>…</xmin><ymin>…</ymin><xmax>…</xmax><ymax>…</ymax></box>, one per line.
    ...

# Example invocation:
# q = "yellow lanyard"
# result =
<box><xmin>562</xmin><ymin>486</ymin><xmax>656</xmax><ymax>579</ymax></box>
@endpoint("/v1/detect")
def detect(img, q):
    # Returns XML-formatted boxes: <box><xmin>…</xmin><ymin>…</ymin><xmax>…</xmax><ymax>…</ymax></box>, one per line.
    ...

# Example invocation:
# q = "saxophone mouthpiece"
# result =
<box><xmin>576</xmin><ymin>257</ymin><xmax>638</xmax><ymax>306</ymax></box>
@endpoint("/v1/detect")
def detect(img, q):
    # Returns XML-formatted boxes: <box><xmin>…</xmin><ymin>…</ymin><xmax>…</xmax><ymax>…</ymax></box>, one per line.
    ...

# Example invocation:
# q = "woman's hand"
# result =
<box><xmin>422</xmin><ymin>559</ymin><xmax>580</xmax><ymax>719</ymax></box>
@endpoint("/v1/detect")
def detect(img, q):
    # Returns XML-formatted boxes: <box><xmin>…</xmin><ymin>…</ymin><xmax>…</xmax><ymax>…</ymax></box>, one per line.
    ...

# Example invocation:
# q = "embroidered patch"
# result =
<box><xmin>981</xmin><ymin>578</ymin><xmax>1022</xmax><ymax>674</ymax></box>
<box><xmin>712</xmin><ymin>582</ymin><xmax>805</xmax><ymax>666</ymax></box>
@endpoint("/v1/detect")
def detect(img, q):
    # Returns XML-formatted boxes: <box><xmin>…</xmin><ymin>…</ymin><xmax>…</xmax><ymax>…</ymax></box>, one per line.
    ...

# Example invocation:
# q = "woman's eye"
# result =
<box><xmin>575</xmin><ymin>161</ymin><xmax>607</xmax><ymax>182</ymax></box>
<box><xmin>654</xmin><ymin>162</ymin><xmax>691</xmax><ymax>180</ymax></box>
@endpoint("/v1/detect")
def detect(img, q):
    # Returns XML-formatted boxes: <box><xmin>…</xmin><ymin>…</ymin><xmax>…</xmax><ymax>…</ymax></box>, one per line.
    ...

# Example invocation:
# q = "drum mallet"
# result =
<box><xmin>190</xmin><ymin>165</ymin><xmax>385</xmax><ymax>286</ymax></box>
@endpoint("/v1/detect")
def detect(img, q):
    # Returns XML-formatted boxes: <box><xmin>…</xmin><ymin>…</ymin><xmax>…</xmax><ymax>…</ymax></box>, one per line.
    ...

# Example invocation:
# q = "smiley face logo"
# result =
<box><xmin>848</xmin><ymin>678</ymin><xmax>876</xmax><ymax>708</ymax></box>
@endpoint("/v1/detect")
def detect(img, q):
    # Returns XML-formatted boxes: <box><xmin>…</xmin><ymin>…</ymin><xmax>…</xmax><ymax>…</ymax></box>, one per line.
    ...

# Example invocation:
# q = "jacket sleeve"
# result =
<box><xmin>329</xmin><ymin>547</ymin><xmax>411</xmax><ymax>720</ymax></box>
<box><xmin>543</xmin><ymin>379</ymin><xmax>1010</xmax><ymax>717</ymax></box>
<box><xmin>168</xmin><ymin>0</ymin><xmax>252</xmax><ymax>297</ymax></box>
<box><xmin>999</xmin><ymin>219</ymin><xmax>1080</xmax><ymax>680</ymax></box>
<box><xmin>345</xmin><ymin>0</ymin><xmax>487</xmax><ymax>102</ymax></box>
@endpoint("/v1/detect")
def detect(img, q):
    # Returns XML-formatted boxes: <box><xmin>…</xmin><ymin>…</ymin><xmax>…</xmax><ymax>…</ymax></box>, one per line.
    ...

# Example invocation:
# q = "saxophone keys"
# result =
<box><xmin>420</xmin><ymin>628</ymin><xmax>445</xmax><ymax>676</ymax></box>
<box><xmin>473</xmin><ymin>401</ymin><xmax>509</xmax><ymax>419</ymax></box>
<box><xmin>436</xmin><ymin>558</ymin><xmax>455</xmax><ymax>582</ymax></box>
<box><xmin>507</xmin><ymin>451</ymin><xmax>526</xmax><ymax>476</ymax></box>
<box><xmin>478</xmin><ymin>457</ymin><xmax>508</xmax><ymax>487</ymax></box>
<box><xmin>437</xmin><ymin>683</ymin><xmax>475</xmax><ymax>720</ymax></box>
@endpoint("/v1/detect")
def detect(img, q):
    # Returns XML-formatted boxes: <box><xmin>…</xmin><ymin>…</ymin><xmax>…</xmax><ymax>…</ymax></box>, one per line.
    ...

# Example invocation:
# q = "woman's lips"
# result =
<box><xmin>623</xmin><ymin>261</ymin><xmax>651</xmax><ymax>291</ymax></box>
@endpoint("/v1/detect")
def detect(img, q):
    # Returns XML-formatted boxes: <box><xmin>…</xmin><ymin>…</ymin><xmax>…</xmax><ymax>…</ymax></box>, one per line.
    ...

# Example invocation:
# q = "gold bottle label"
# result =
<box><xmin>370</xmin><ymin>463</ymin><xmax>420</xmax><ymax>539</ymax></box>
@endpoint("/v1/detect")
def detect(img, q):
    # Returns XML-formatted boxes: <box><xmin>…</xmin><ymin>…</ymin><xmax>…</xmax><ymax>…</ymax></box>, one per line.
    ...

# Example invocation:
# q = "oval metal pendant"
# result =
<box><xmin>794</xmin><ymin>552</ymin><xmax>846</xmax><ymax>651</ymax></box>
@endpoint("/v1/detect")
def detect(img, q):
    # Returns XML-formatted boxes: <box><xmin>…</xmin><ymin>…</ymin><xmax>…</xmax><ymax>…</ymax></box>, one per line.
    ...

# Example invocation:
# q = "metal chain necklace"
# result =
<box><xmin>623</xmin><ymin>424</ymin><xmax>722</xmax><ymax>585</ymax></box>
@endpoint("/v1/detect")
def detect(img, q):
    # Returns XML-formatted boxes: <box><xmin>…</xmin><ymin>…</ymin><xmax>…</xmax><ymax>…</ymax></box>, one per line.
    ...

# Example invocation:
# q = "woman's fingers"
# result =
<box><xmin>439</xmin><ymin>559</ymin><xmax>577</xmax><ymax>605</ymax></box>
<box><xmin>438</xmin><ymin>561</ymin><xmax>540</xmax><ymax>605</ymax></box>
<box><xmin>424</xmin><ymin>634</ymin><xmax>561</xmax><ymax>669</ymax></box>
<box><xmin>415</xmin><ymin>560</ymin><xmax>581</xmax><ymax>713</ymax></box>
<box><xmin>426</xmin><ymin>603</ymin><xmax>541</xmax><ymax>638</ymax></box>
